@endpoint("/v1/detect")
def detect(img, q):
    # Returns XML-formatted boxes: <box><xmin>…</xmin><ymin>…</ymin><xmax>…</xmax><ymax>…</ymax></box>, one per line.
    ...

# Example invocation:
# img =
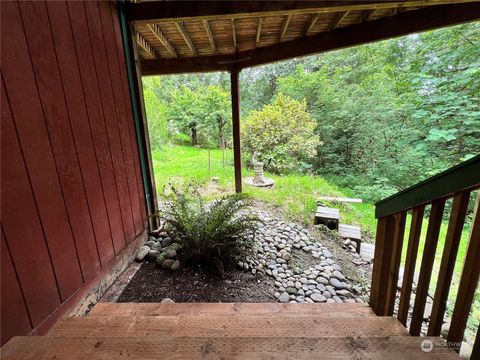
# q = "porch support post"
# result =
<box><xmin>230</xmin><ymin>69</ymin><xmax>242</xmax><ymax>193</ymax></box>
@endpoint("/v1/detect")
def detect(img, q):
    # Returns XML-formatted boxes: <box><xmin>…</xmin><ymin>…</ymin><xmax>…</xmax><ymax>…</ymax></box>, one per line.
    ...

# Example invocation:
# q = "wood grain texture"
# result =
<box><xmin>85</xmin><ymin>1</ymin><xmax>134</xmax><ymax>252</ymax></box>
<box><xmin>67</xmin><ymin>0</ymin><xmax>119</xmax><ymax>264</ymax></box>
<box><xmin>89</xmin><ymin>302</ymin><xmax>375</xmax><ymax>317</ymax></box>
<box><xmin>386</xmin><ymin>211</ymin><xmax>407</xmax><ymax>316</ymax></box>
<box><xmin>49</xmin><ymin>315</ymin><xmax>409</xmax><ymax>338</ymax></box>
<box><xmin>2</xmin><ymin>335</ymin><xmax>459</xmax><ymax>360</ymax></box>
<box><xmin>19</xmin><ymin>0</ymin><xmax>95</xmax><ymax>288</ymax></box>
<box><xmin>3</xmin><ymin>0</ymin><xmax>82</xmax><ymax>302</ymax></box>
<box><xmin>110</xmin><ymin>1</ymin><xmax>147</xmax><ymax>232</ymax></box>
<box><xmin>398</xmin><ymin>205</ymin><xmax>425</xmax><ymax>326</ymax></box>
<box><xmin>410</xmin><ymin>198</ymin><xmax>446</xmax><ymax>336</ymax></box>
<box><xmin>128</xmin><ymin>0</ymin><xmax>478</xmax><ymax>24</ymax></box>
<box><xmin>0</xmin><ymin>230</ymin><xmax>32</xmax><ymax>344</ymax></box>
<box><xmin>140</xmin><ymin>3</ymin><xmax>480</xmax><ymax>74</ymax></box>
<box><xmin>4</xmin><ymin>303</ymin><xmax>461</xmax><ymax>358</ymax></box>
<box><xmin>1</xmin><ymin>0</ymin><xmax>147</xmax><ymax>345</ymax></box>
<box><xmin>448</xmin><ymin>192</ymin><xmax>480</xmax><ymax>344</ymax></box>
<box><xmin>47</xmin><ymin>0</ymin><xmax>105</xmax><ymax>282</ymax></box>
<box><xmin>370</xmin><ymin>215</ymin><xmax>397</xmax><ymax>315</ymax></box>
<box><xmin>0</xmin><ymin>73</ymin><xmax>61</xmax><ymax>328</ymax></box>
<box><xmin>99</xmin><ymin>0</ymin><xmax>142</xmax><ymax>242</ymax></box>
<box><xmin>428</xmin><ymin>191</ymin><xmax>470</xmax><ymax>336</ymax></box>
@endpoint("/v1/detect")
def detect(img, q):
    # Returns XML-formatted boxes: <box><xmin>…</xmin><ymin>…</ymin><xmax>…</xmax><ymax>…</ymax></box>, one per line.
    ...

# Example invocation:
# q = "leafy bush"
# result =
<box><xmin>242</xmin><ymin>94</ymin><xmax>322</xmax><ymax>174</ymax></box>
<box><xmin>162</xmin><ymin>186</ymin><xmax>260</xmax><ymax>274</ymax></box>
<box><xmin>143</xmin><ymin>78</ymin><xmax>170</xmax><ymax>149</ymax></box>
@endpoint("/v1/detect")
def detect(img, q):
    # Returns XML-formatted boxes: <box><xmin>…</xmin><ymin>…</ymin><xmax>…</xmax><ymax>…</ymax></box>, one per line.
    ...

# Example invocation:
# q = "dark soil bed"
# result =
<box><xmin>118</xmin><ymin>262</ymin><xmax>277</xmax><ymax>303</ymax></box>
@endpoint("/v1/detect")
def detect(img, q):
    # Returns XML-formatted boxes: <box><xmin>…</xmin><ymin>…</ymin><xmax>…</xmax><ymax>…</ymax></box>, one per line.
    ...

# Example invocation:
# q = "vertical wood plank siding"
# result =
<box><xmin>0</xmin><ymin>0</ymin><xmax>147</xmax><ymax>345</ymax></box>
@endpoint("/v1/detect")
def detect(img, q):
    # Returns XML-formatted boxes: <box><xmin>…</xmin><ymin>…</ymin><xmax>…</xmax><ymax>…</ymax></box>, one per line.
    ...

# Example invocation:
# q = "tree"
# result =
<box><xmin>242</xmin><ymin>94</ymin><xmax>322</xmax><ymax>174</ymax></box>
<box><xmin>168</xmin><ymin>86</ymin><xmax>202</xmax><ymax>145</ymax></box>
<box><xmin>199</xmin><ymin>85</ymin><xmax>231</xmax><ymax>148</ymax></box>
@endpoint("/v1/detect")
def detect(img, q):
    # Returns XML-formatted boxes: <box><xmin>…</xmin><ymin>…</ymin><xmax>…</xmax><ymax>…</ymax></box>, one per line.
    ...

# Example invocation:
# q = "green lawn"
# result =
<box><xmin>151</xmin><ymin>144</ymin><xmax>377</xmax><ymax>235</ymax></box>
<box><xmin>152</xmin><ymin>144</ymin><xmax>478</xmax><ymax>340</ymax></box>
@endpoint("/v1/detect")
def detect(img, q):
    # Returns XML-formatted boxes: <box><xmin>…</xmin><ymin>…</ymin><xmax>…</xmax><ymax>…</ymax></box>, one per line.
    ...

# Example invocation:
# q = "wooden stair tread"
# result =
<box><xmin>89</xmin><ymin>302</ymin><xmax>375</xmax><ymax>317</ymax></box>
<box><xmin>48</xmin><ymin>315</ymin><xmax>409</xmax><ymax>338</ymax></box>
<box><xmin>2</xmin><ymin>336</ymin><xmax>459</xmax><ymax>359</ymax></box>
<box><xmin>338</xmin><ymin>224</ymin><xmax>362</xmax><ymax>240</ymax></box>
<box><xmin>3</xmin><ymin>303</ymin><xmax>458</xmax><ymax>359</ymax></box>
<box><xmin>315</xmin><ymin>206</ymin><xmax>340</xmax><ymax>219</ymax></box>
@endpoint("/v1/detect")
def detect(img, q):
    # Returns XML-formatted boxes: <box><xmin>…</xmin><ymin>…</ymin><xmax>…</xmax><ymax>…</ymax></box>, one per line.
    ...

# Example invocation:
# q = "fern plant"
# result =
<box><xmin>162</xmin><ymin>186</ymin><xmax>261</xmax><ymax>274</ymax></box>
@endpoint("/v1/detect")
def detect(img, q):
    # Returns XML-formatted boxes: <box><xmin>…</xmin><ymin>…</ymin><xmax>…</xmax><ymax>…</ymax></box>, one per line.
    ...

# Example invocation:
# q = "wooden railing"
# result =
<box><xmin>370</xmin><ymin>155</ymin><xmax>480</xmax><ymax>347</ymax></box>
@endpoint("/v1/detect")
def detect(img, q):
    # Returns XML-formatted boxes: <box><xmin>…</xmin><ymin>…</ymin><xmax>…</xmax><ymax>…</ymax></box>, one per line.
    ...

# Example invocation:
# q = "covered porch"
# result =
<box><xmin>2</xmin><ymin>0</ymin><xmax>480</xmax><ymax>358</ymax></box>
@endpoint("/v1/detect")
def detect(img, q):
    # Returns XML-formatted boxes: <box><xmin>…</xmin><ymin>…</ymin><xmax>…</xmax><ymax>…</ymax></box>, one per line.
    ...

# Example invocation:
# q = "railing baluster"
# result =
<box><xmin>398</xmin><ymin>205</ymin><xmax>425</xmax><ymax>326</ymax></box>
<box><xmin>370</xmin><ymin>216</ymin><xmax>390</xmax><ymax>313</ymax></box>
<box><xmin>410</xmin><ymin>198</ymin><xmax>446</xmax><ymax>335</ymax></box>
<box><xmin>472</xmin><ymin>326</ymin><xmax>479</xmax><ymax>360</ymax></box>
<box><xmin>428</xmin><ymin>191</ymin><xmax>470</xmax><ymax>336</ymax></box>
<box><xmin>448</xmin><ymin>192</ymin><xmax>480</xmax><ymax>345</ymax></box>
<box><xmin>386</xmin><ymin>211</ymin><xmax>407</xmax><ymax>316</ymax></box>
<box><xmin>370</xmin><ymin>213</ymin><xmax>405</xmax><ymax>316</ymax></box>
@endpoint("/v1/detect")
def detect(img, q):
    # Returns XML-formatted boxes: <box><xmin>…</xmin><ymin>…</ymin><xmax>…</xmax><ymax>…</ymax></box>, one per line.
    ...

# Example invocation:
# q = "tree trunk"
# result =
<box><xmin>191</xmin><ymin>128</ymin><xmax>198</xmax><ymax>146</ymax></box>
<box><xmin>218</xmin><ymin>124</ymin><xmax>224</xmax><ymax>149</ymax></box>
<box><xmin>457</xmin><ymin>122</ymin><xmax>464</xmax><ymax>160</ymax></box>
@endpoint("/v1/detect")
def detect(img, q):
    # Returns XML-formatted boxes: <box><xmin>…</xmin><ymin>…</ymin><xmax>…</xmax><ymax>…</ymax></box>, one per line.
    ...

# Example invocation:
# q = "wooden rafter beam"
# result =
<box><xmin>127</xmin><ymin>0</ymin><xmax>480</xmax><ymax>23</ymax></box>
<box><xmin>203</xmin><ymin>20</ymin><xmax>217</xmax><ymax>54</ymax></box>
<box><xmin>175</xmin><ymin>21</ymin><xmax>197</xmax><ymax>55</ymax></box>
<box><xmin>305</xmin><ymin>13</ymin><xmax>321</xmax><ymax>36</ymax></box>
<box><xmin>329</xmin><ymin>11</ymin><xmax>350</xmax><ymax>30</ymax></box>
<box><xmin>140</xmin><ymin>3</ymin><xmax>480</xmax><ymax>75</ymax></box>
<box><xmin>362</xmin><ymin>9</ymin><xmax>377</xmax><ymax>22</ymax></box>
<box><xmin>147</xmin><ymin>24</ymin><xmax>177</xmax><ymax>58</ymax></box>
<box><xmin>232</xmin><ymin>18</ymin><xmax>237</xmax><ymax>50</ymax></box>
<box><xmin>279</xmin><ymin>14</ymin><xmax>291</xmax><ymax>42</ymax></box>
<box><xmin>256</xmin><ymin>17</ymin><xmax>263</xmax><ymax>44</ymax></box>
<box><xmin>136</xmin><ymin>32</ymin><xmax>156</xmax><ymax>59</ymax></box>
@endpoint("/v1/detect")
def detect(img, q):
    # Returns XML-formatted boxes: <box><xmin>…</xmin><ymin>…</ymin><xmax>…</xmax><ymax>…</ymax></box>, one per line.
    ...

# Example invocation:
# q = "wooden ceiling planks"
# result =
<box><xmin>279</xmin><ymin>14</ymin><xmax>291</xmax><ymax>42</ymax></box>
<box><xmin>147</xmin><ymin>24</ymin><xmax>178</xmax><ymax>58</ymax></box>
<box><xmin>175</xmin><ymin>21</ymin><xmax>197</xmax><ymax>56</ymax></box>
<box><xmin>131</xmin><ymin>1</ymin><xmax>480</xmax><ymax>73</ymax></box>
<box><xmin>203</xmin><ymin>20</ymin><xmax>217</xmax><ymax>55</ymax></box>
<box><xmin>127</xmin><ymin>0</ymin><xmax>480</xmax><ymax>23</ymax></box>
<box><xmin>305</xmin><ymin>13</ymin><xmax>321</xmax><ymax>36</ymax></box>
<box><xmin>135</xmin><ymin>33</ymin><xmax>156</xmax><ymax>59</ymax></box>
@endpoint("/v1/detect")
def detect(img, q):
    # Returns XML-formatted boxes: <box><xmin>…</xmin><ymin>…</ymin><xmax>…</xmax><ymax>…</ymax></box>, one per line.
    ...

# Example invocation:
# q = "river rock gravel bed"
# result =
<box><xmin>237</xmin><ymin>208</ymin><xmax>367</xmax><ymax>304</ymax></box>
<box><xmin>132</xmin><ymin>204</ymin><xmax>369</xmax><ymax>304</ymax></box>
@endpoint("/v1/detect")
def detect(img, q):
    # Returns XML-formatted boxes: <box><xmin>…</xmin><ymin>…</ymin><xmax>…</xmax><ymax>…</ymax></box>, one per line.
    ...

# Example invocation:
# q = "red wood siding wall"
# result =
<box><xmin>1</xmin><ymin>0</ymin><xmax>147</xmax><ymax>345</ymax></box>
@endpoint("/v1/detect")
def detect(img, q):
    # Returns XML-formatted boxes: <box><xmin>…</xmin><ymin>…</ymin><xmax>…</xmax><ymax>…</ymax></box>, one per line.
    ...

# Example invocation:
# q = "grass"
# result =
<box><xmin>151</xmin><ymin>144</ymin><xmax>377</xmax><ymax>236</ymax></box>
<box><xmin>152</xmin><ymin>144</ymin><xmax>478</xmax><ymax>341</ymax></box>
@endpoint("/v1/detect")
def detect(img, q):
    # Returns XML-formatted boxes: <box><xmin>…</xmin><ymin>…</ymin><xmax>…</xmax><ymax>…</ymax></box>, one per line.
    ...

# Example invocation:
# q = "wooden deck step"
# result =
<box><xmin>89</xmin><ymin>302</ymin><xmax>375</xmax><ymax>317</ymax></box>
<box><xmin>339</xmin><ymin>224</ymin><xmax>362</xmax><ymax>253</ymax></box>
<box><xmin>314</xmin><ymin>206</ymin><xmax>340</xmax><ymax>230</ymax></box>
<box><xmin>2</xmin><ymin>336</ymin><xmax>460</xmax><ymax>359</ymax></box>
<box><xmin>48</xmin><ymin>315</ymin><xmax>409</xmax><ymax>338</ymax></box>
<box><xmin>2</xmin><ymin>303</ymin><xmax>458</xmax><ymax>359</ymax></box>
<box><xmin>338</xmin><ymin>224</ymin><xmax>361</xmax><ymax>240</ymax></box>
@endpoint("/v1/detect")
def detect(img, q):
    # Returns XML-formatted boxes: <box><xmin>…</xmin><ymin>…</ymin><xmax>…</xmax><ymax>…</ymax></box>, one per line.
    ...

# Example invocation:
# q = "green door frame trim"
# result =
<box><xmin>118</xmin><ymin>0</ymin><xmax>159</xmax><ymax>231</ymax></box>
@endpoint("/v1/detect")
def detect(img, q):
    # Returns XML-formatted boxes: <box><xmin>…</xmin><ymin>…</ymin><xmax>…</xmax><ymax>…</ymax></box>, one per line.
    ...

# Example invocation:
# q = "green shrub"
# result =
<box><xmin>162</xmin><ymin>186</ymin><xmax>260</xmax><ymax>274</ymax></box>
<box><xmin>242</xmin><ymin>94</ymin><xmax>322</xmax><ymax>174</ymax></box>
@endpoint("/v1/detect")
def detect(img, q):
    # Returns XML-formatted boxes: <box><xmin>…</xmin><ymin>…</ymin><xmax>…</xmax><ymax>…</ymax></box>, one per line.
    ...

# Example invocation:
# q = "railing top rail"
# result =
<box><xmin>375</xmin><ymin>155</ymin><xmax>480</xmax><ymax>218</ymax></box>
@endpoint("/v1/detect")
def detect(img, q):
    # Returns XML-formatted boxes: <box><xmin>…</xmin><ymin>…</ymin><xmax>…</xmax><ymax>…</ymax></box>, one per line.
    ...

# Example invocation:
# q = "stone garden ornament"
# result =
<box><xmin>244</xmin><ymin>152</ymin><xmax>274</xmax><ymax>188</ymax></box>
